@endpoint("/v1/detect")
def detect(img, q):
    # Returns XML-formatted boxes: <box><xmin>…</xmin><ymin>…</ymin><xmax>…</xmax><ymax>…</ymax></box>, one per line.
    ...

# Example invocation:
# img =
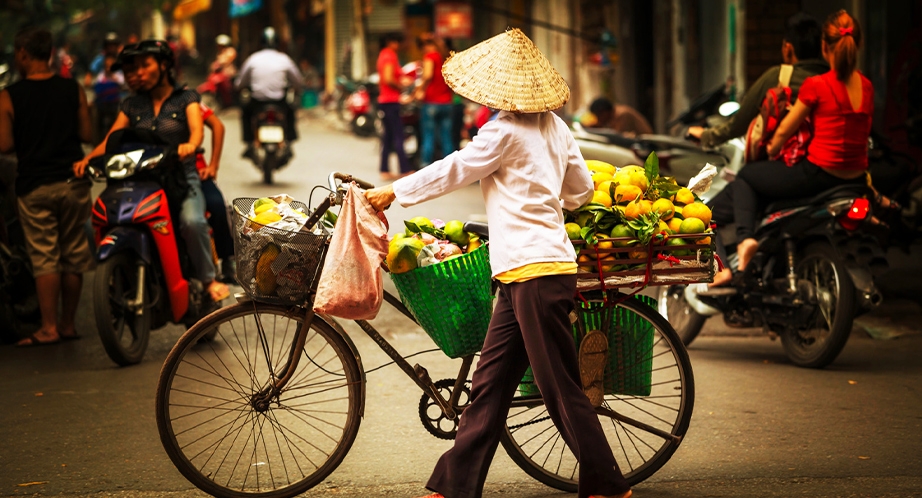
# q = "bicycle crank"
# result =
<box><xmin>418</xmin><ymin>379</ymin><xmax>472</xmax><ymax>440</ymax></box>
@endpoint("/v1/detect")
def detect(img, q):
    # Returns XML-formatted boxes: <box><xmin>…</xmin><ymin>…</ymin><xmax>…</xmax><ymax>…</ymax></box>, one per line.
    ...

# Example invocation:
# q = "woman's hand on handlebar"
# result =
<box><xmin>364</xmin><ymin>184</ymin><xmax>396</xmax><ymax>212</ymax></box>
<box><xmin>686</xmin><ymin>126</ymin><xmax>705</xmax><ymax>140</ymax></box>
<box><xmin>178</xmin><ymin>143</ymin><xmax>197</xmax><ymax>161</ymax></box>
<box><xmin>73</xmin><ymin>157</ymin><xmax>90</xmax><ymax>178</ymax></box>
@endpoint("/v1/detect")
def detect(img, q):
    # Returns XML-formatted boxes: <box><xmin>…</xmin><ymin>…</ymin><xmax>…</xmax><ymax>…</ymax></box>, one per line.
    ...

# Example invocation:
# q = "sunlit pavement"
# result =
<box><xmin>1</xmin><ymin>110</ymin><xmax>921</xmax><ymax>497</ymax></box>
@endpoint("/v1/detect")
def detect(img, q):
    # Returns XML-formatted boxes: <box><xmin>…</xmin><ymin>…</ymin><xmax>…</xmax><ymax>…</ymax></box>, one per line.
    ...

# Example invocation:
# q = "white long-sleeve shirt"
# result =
<box><xmin>392</xmin><ymin>111</ymin><xmax>593</xmax><ymax>277</ymax></box>
<box><xmin>235</xmin><ymin>49</ymin><xmax>302</xmax><ymax>101</ymax></box>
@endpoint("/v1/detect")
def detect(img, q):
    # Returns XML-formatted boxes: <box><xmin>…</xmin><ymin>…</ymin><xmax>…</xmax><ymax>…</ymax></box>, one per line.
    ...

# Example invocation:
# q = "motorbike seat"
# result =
<box><xmin>762</xmin><ymin>184</ymin><xmax>870</xmax><ymax>214</ymax></box>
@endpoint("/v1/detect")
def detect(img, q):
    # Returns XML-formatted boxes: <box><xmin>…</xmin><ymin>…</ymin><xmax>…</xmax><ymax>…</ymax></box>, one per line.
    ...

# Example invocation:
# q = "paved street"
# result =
<box><xmin>2</xmin><ymin>112</ymin><xmax>921</xmax><ymax>497</ymax></box>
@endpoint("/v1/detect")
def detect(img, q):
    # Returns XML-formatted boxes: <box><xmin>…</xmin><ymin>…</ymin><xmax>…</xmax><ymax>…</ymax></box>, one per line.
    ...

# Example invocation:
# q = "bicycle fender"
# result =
<box><xmin>97</xmin><ymin>227</ymin><xmax>152</xmax><ymax>264</ymax></box>
<box><xmin>316</xmin><ymin>312</ymin><xmax>366</xmax><ymax>419</ymax></box>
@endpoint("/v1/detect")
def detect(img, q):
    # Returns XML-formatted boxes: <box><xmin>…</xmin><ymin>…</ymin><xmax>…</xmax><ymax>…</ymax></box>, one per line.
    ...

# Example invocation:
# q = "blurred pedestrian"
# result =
<box><xmin>376</xmin><ymin>32</ymin><xmax>412</xmax><ymax>180</ymax></box>
<box><xmin>414</xmin><ymin>33</ymin><xmax>454</xmax><ymax>166</ymax></box>
<box><xmin>584</xmin><ymin>96</ymin><xmax>653</xmax><ymax>136</ymax></box>
<box><xmin>89</xmin><ymin>54</ymin><xmax>125</xmax><ymax>144</ymax></box>
<box><xmin>195</xmin><ymin>104</ymin><xmax>236</xmax><ymax>283</ymax></box>
<box><xmin>0</xmin><ymin>27</ymin><xmax>94</xmax><ymax>346</ymax></box>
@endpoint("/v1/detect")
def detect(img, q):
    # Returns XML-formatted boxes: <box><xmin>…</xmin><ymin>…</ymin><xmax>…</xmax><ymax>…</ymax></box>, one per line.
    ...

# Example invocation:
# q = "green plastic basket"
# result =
<box><xmin>390</xmin><ymin>246</ymin><xmax>494</xmax><ymax>359</ymax></box>
<box><xmin>518</xmin><ymin>295</ymin><xmax>654</xmax><ymax>397</ymax></box>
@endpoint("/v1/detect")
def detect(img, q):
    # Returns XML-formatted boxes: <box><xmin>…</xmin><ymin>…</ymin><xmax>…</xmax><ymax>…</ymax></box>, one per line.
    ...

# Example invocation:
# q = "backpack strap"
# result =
<box><xmin>778</xmin><ymin>64</ymin><xmax>794</xmax><ymax>88</ymax></box>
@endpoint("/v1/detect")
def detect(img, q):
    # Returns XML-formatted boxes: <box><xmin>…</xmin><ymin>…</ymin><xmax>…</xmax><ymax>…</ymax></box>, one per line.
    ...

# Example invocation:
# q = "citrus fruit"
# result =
<box><xmin>614</xmin><ymin>184</ymin><xmax>642</xmax><ymax>203</ymax></box>
<box><xmin>596</xmin><ymin>180</ymin><xmax>615</xmax><ymax>195</ymax></box>
<box><xmin>681</xmin><ymin>202</ymin><xmax>712</xmax><ymax>226</ymax></box>
<box><xmin>576</xmin><ymin>212</ymin><xmax>593</xmax><ymax>227</ymax></box>
<box><xmin>444</xmin><ymin>220</ymin><xmax>470</xmax><ymax>246</ymax></box>
<box><xmin>674</xmin><ymin>187</ymin><xmax>695</xmax><ymax>205</ymax></box>
<box><xmin>620</xmin><ymin>165</ymin><xmax>644</xmax><ymax>175</ymax></box>
<box><xmin>628</xmin><ymin>171</ymin><xmax>649</xmax><ymax>191</ymax></box>
<box><xmin>667</xmin><ymin>217</ymin><xmax>683</xmax><ymax>233</ymax></box>
<box><xmin>613</xmin><ymin>171</ymin><xmax>632</xmax><ymax>187</ymax></box>
<box><xmin>466</xmin><ymin>234</ymin><xmax>482</xmax><ymax>253</ymax></box>
<box><xmin>628</xmin><ymin>248</ymin><xmax>648</xmax><ymax>260</ymax></box>
<box><xmin>624</xmin><ymin>199</ymin><xmax>652</xmax><ymax>220</ymax></box>
<box><xmin>651</xmin><ymin>198</ymin><xmax>675</xmax><ymax>220</ymax></box>
<box><xmin>610</xmin><ymin>224</ymin><xmax>635</xmax><ymax>246</ymax></box>
<box><xmin>666</xmin><ymin>237</ymin><xmax>691</xmax><ymax>256</ymax></box>
<box><xmin>405</xmin><ymin>216</ymin><xmax>434</xmax><ymax>235</ymax></box>
<box><xmin>253</xmin><ymin>211</ymin><xmax>283</xmax><ymax>226</ymax></box>
<box><xmin>253</xmin><ymin>197</ymin><xmax>277</xmax><ymax>213</ymax></box>
<box><xmin>389</xmin><ymin>233</ymin><xmax>407</xmax><ymax>248</ymax></box>
<box><xmin>386</xmin><ymin>237</ymin><xmax>426</xmax><ymax>274</ymax></box>
<box><xmin>592</xmin><ymin>172</ymin><xmax>614</xmax><ymax>189</ymax></box>
<box><xmin>658</xmin><ymin>220</ymin><xmax>670</xmax><ymax>233</ymax></box>
<box><xmin>586</xmin><ymin>160</ymin><xmax>616</xmax><ymax>175</ymax></box>
<box><xmin>565</xmin><ymin>222</ymin><xmax>582</xmax><ymax>240</ymax></box>
<box><xmin>591</xmin><ymin>190</ymin><xmax>613</xmax><ymax>208</ymax></box>
<box><xmin>596</xmin><ymin>240</ymin><xmax>613</xmax><ymax>250</ymax></box>
<box><xmin>678</xmin><ymin>217</ymin><xmax>706</xmax><ymax>234</ymax></box>
<box><xmin>696</xmin><ymin>236</ymin><xmax>712</xmax><ymax>245</ymax></box>
<box><xmin>673</xmin><ymin>205</ymin><xmax>684</xmax><ymax>218</ymax></box>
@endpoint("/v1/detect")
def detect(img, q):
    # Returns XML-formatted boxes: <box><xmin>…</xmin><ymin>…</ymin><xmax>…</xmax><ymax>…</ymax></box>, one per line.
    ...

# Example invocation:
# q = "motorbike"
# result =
<box><xmin>196</xmin><ymin>70</ymin><xmax>235</xmax><ymax>110</ymax></box>
<box><xmin>658</xmin><ymin>183</ymin><xmax>888</xmax><ymax>369</ymax></box>
<box><xmin>87</xmin><ymin>129</ymin><xmax>217</xmax><ymax>366</ymax></box>
<box><xmin>346</xmin><ymin>64</ymin><xmax>421</xmax><ymax>168</ymax></box>
<box><xmin>239</xmin><ymin>88</ymin><xmax>295</xmax><ymax>185</ymax></box>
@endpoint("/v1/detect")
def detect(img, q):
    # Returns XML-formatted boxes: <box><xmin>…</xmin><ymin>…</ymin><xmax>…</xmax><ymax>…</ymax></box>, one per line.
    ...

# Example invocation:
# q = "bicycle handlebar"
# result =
<box><xmin>327</xmin><ymin>172</ymin><xmax>375</xmax><ymax>192</ymax></box>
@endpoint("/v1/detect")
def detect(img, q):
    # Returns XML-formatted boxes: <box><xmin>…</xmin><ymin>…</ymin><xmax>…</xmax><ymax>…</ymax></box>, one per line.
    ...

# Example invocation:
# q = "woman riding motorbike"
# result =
<box><xmin>711</xmin><ymin>10</ymin><xmax>873</xmax><ymax>286</ymax></box>
<box><xmin>73</xmin><ymin>40</ymin><xmax>229</xmax><ymax>302</ymax></box>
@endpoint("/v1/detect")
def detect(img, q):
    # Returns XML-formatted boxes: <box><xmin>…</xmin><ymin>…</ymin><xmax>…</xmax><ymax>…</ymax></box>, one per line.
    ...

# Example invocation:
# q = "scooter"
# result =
<box><xmin>657</xmin><ymin>183</ymin><xmax>888</xmax><ymax>369</ymax></box>
<box><xmin>196</xmin><ymin>70</ymin><xmax>235</xmax><ymax>110</ymax></box>
<box><xmin>87</xmin><ymin>129</ymin><xmax>216</xmax><ymax>366</ymax></box>
<box><xmin>249</xmin><ymin>103</ymin><xmax>292</xmax><ymax>185</ymax></box>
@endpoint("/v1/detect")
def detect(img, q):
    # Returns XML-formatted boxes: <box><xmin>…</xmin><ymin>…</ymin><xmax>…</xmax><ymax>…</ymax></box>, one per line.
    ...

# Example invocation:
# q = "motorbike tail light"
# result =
<box><xmin>836</xmin><ymin>198</ymin><xmax>869</xmax><ymax>231</ymax></box>
<box><xmin>265</xmin><ymin>110</ymin><xmax>277</xmax><ymax>122</ymax></box>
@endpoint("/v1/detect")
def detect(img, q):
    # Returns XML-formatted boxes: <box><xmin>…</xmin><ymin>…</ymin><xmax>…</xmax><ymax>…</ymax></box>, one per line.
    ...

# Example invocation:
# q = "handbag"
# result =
<box><xmin>745</xmin><ymin>65</ymin><xmax>812</xmax><ymax>166</ymax></box>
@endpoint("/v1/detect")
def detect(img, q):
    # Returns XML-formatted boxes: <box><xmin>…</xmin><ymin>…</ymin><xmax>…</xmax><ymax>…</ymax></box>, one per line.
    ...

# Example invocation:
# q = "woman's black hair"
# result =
<box><xmin>379</xmin><ymin>32</ymin><xmax>405</xmax><ymax>51</ymax></box>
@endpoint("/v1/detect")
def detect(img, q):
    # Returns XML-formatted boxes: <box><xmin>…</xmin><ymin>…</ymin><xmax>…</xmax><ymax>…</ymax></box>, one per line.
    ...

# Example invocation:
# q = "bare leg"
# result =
<box><xmin>737</xmin><ymin>238</ymin><xmax>759</xmax><ymax>271</ymax></box>
<box><xmin>58</xmin><ymin>272</ymin><xmax>83</xmax><ymax>338</ymax></box>
<box><xmin>17</xmin><ymin>273</ymin><xmax>61</xmax><ymax>345</ymax></box>
<box><xmin>710</xmin><ymin>267</ymin><xmax>733</xmax><ymax>287</ymax></box>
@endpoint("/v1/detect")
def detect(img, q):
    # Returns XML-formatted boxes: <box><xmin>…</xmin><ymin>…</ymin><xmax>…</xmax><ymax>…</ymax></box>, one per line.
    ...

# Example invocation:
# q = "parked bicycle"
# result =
<box><xmin>155</xmin><ymin>172</ymin><xmax>695</xmax><ymax>497</ymax></box>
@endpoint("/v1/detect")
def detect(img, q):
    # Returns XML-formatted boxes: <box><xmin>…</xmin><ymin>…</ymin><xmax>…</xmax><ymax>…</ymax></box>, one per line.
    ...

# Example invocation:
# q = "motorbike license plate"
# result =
<box><xmin>258</xmin><ymin>126</ymin><xmax>285</xmax><ymax>144</ymax></box>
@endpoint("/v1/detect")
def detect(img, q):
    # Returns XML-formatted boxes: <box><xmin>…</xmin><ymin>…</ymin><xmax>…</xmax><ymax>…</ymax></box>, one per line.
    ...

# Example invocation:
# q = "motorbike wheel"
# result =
<box><xmin>781</xmin><ymin>242</ymin><xmax>857</xmax><ymax>369</ymax></box>
<box><xmin>262</xmin><ymin>152</ymin><xmax>276</xmax><ymax>185</ymax></box>
<box><xmin>95</xmin><ymin>252</ymin><xmax>151</xmax><ymax>366</ymax></box>
<box><xmin>657</xmin><ymin>285</ymin><xmax>707</xmax><ymax>346</ymax></box>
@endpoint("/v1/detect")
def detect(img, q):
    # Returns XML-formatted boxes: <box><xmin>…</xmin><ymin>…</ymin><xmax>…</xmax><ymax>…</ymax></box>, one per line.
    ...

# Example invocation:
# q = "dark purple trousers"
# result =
<box><xmin>426</xmin><ymin>274</ymin><xmax>630</xmax><ymax>498</ymax></box>
<box><xmin>379</xmin><ymin>102</ymin><xmax>412</xmax><ymax>174</ymax></box>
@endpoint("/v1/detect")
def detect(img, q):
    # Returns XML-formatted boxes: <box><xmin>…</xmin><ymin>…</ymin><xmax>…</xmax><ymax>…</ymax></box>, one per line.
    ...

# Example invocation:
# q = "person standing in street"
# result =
<box><xmin>0</xmin><ymin>27</ymin><xmax>93</xmax><ymax>346</ymax></box>
<box><xmin>364</xmin><ymin>29</ymin><xmax>632</xmax><ymax>498</ymax></box>
<box><xmin>414</xmin><ymin>33</ymin><xmax>454</xmax><ymax>166</ymax></box>
<box><xmin>376</xmin><ymin>32</ymin><xmax>412</xmax><ymax>180</ymax></box>
<box><xmin>235</xmin><ymin>27</ymin><xmax>302</xmax><ymax>163</ymax></box>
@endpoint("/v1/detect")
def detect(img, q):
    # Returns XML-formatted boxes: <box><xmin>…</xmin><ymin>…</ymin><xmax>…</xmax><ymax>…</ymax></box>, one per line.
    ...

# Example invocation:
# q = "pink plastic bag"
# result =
<box><xmin>313</xmin><ymin>185</ymin><xmax>389</xmax><ymax>319</ymax></box>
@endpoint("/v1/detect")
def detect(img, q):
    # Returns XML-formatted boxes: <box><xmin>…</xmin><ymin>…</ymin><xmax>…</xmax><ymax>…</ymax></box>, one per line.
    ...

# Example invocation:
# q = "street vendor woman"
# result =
<box><xmin>364</xmin><ymin>29</ymin><xmax>632</xmax><ymax>498</ymax></box>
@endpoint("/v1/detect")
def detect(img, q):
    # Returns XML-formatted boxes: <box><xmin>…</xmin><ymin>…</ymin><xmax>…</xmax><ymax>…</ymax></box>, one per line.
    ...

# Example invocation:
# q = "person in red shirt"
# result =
<box><xmin>721</xmin><ymin>9</ymin><xmax>872</xmax><ymax>278</ymax></box>
<box><xmin>195</xmin><ymin>104</ymin><xmax>235</xmax><ymax>282</ymax></box>
<box><xmin>413</xmin><ymin>33</ymin><xmax>454</xmax><ymax>166</ymax></box>
<box><xmin>377</xmin><ymin>32</ymin><xmax>412</xmax><ymax>180</ymax></box>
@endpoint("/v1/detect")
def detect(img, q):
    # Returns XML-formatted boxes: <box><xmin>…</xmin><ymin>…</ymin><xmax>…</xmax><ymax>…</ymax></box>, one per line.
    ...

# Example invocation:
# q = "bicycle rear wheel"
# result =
<box><xmin>156</xmin><ymin>302</ymin><xmax>363</xmax><ymax>497</ymax></box>
<box><xmin>501</xmin><ymin>296</ymin><xmax>694</xmax><ymax>490</ymax></box>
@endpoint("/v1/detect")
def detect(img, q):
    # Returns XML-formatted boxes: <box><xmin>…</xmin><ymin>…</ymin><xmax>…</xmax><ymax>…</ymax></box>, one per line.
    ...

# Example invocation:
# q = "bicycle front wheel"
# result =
<box><xmin>501</xmin><ymin>296</ymin><xmax>695</xmax><ymax>490</ymax></box>
<box><xmin>156</xmin><ymin>302</ymin><xmax>364</xmax><ymax>497</ymax></box>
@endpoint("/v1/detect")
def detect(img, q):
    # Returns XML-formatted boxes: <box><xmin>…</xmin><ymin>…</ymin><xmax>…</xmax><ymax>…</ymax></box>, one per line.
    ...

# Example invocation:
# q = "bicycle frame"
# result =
<box><xmin>252</xmin><ymin>172</ymin><xmax>680</xmax><ymax>444</ymax></box>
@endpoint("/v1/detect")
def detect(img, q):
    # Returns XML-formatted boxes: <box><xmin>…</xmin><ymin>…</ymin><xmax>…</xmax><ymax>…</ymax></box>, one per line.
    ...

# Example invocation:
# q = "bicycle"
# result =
<box><xmin>155</xmin><ymin>172</ymin><xmax>695</xmax><ymax>497</ymax></box>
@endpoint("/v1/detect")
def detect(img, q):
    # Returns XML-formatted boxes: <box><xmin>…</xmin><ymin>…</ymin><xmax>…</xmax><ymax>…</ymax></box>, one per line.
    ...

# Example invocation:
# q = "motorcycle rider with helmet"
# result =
<box><xmin>73</xmin><ymin>40</ymin><xmax>230</xmax><ymax>303</ymax></box>
<box><xmin>235</xmin><ymin>27</ymin><xmax>302</xmax><ymax>163</ymax></box>
<box><xmin>212</xmin><ymin>34</ymin><xmax>237</xmax><ymax>80</ymax></box>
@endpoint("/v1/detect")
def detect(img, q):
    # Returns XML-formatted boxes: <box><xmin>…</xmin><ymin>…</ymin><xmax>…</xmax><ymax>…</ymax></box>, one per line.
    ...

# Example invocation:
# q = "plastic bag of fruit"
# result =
<box><xmin>313</xmin><ymin>185</ymin><xmax>390</xmax><ymax>319</ymax></box>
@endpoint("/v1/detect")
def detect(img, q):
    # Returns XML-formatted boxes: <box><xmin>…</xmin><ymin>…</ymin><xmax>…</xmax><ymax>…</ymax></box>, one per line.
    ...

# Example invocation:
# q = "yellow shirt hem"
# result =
<box><xmin>495</xmin><ymin>262</ymin><xmax>578</xmax><ymax>284</ymax></box>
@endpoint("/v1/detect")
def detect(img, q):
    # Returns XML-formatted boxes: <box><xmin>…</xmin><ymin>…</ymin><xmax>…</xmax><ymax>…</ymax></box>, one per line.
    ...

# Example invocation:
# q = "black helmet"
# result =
<box><xmin>112</xmin><ymin>39</ymin><xmax>174</xmax><ymax>72</ymax></box>
<box><xmin>261</xmin><ymin>27</ymin><xmax>277</xmax><ymax>49</ymax></box>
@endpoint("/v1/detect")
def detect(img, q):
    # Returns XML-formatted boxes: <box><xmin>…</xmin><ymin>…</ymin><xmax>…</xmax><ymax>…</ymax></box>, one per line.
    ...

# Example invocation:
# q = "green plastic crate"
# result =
<box><xmin>518</xmin><ymin>295</ymin><xmax>654</xmax><ymax>397</ymax></box>
<box><xmin>390</xmin><ymin>246</ymin><xmax>493</xmax><ymax>359</ymax></box>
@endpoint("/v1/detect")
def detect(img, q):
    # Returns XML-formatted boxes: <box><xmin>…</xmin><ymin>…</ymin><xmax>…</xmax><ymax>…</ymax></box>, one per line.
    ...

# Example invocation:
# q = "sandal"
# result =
<box><xmin>579</xmin><ymin>330</ymin><xmax>609</xmax><ymax>408</ymax></box>
<box><xmin>17</xmin><ymin>332</ymin><xmax>61</xmax><ymax>347</ymax></box>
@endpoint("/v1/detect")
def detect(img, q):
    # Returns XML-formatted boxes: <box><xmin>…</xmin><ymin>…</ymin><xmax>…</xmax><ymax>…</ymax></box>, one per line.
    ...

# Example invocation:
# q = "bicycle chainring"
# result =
<box><xmin>418</xmin><ymin>378</ymin><xmax>472</xmax><ymax>440</ymax></box>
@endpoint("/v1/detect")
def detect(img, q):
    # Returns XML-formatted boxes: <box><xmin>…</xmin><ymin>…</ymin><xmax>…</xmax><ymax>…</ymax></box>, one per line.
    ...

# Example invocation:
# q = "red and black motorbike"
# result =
<box><xmin>196</xmin><ymin>70</ymin><xmax>235</xmax><ymax>110</ymax></box>
<box><xmin>87</xmin><ymin>129</ymin><xmax>215</xmax><ymax>366</ymax></box>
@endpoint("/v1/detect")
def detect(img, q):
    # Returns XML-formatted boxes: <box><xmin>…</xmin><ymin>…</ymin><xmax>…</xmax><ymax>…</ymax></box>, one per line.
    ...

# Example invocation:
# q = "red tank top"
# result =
<box><xmin>422</xmin><ymin>52</ymin><xmax>452</xmax><ymax>104</ymax></box>
<box><xmin>796</xmin><ymin>70</ymin><xmax>874</xmax><ymax>171</ymax></box>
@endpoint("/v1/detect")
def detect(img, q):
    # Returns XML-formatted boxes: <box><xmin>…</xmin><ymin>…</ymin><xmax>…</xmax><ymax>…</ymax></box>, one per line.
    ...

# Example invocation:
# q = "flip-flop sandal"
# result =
<box><xmin>17</xmin><ymin>333</ymin><xmax>62</xmax><ymax>348</ymax></box>
<box><xmin>579</xmin><ymin>330</ymin><xmax>609</xmax><ymax>408</ymax></box>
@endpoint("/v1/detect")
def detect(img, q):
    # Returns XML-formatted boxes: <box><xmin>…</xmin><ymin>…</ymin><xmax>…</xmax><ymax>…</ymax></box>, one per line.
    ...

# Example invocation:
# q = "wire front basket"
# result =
<box><xmin>231</xmin><ymin>197</ymin><xmax>329</xmax><ymax>305</ymax></box>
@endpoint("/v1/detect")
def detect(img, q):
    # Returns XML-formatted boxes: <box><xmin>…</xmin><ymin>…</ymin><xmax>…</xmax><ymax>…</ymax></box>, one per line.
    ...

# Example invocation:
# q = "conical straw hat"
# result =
<box><xmin>442</xmin><ymin>28</ymin><xmax>569</xmax><ymax>113</ymax></box>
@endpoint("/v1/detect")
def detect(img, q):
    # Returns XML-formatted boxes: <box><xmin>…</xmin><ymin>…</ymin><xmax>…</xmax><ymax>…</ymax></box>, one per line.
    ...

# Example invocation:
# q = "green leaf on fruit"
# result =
<box><xmin>644</xmin><ymin>151</ymin><xmax>660</xmax><ymax>183</ymax></box>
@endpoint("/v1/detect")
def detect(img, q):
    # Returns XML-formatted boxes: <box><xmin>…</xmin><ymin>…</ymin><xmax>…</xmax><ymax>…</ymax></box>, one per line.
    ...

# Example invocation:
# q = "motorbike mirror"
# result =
<box><xmin>718</xmin><ymin>101</ymin><xmax>740</xmax><ymax>117</ymax></box>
